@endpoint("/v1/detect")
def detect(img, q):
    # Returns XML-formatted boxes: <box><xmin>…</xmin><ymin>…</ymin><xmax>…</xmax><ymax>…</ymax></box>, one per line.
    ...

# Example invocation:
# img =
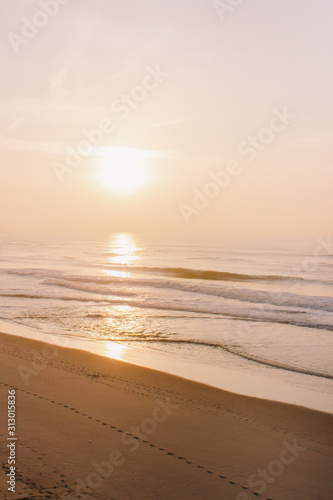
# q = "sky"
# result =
<box><xmin>0</xmin><ymin>0</ymin><xmax>332</xmax><ymax>238</ymax></box>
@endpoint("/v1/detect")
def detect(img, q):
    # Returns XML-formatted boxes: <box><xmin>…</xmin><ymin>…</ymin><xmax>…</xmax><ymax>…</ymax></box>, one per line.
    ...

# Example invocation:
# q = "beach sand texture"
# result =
<box><xmin>0</xmin><ymin>331</ymin><xmax>332</xmax><ymax>500</ymax></box>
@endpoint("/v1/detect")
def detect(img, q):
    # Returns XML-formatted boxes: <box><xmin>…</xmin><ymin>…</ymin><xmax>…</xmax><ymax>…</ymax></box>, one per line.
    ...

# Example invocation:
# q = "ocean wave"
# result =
<box><xmin>0</xmin><ymin>293</ymin><xmax>112</xmax><ymax>303</ymax></box>
<box><xmin>2</xmin><ymin>268</ymin><xmax>64</xmax><ymax>278</ymax></box>
<box><xmin>102</xmin><ymin>264</ymin><xmax>333</xmax><ymax>286</ymax></box>
<box><xmin>44</xmin><ymin>274</ymin><xmax>333</xmax><ymax>313</ymax></box>
<box><xmin>42</xmin><ymin>278</ymin><xmax>137</xmax><ymax>297</ymax></box>
<box><xmin>104</xmin><ymin>265</ymin><xmax>293</xmax><ymax>283</ymax></box>
<box><xmin>2</xmin><ymin>290</ymin><xmax>333</xmax><ymax>332</ymax></box>
<box><xmin>3</xmin><ymin>267</ymin><xmax>333</xmax><ymax>314</ymax></box>
<box><xmin>99</xmin><ymin>337</ymin><xmax>333</xmax><ymax>380</ymax></box>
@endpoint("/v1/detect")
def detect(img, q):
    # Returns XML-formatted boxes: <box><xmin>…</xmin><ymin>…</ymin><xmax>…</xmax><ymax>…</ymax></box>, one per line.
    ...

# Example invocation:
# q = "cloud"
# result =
<box><xmin>0</xmin><ymin>135</ymin><xmax>63</xmax><ymax>155</ymax></box>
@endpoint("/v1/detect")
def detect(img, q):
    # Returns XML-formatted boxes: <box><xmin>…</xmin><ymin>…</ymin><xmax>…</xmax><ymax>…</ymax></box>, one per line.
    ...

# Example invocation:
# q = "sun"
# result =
<box><xmin>96</xmin><ymin>147</ymin><xmax>150</xmax><ymax>194</ymax></box>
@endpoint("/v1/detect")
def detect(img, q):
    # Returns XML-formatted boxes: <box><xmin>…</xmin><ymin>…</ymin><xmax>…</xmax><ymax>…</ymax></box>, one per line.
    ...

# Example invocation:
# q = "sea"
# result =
<box><xmin>1</xmin><ymin>233</ymin><xmax>333</xmax><ymax>413</ymax></box>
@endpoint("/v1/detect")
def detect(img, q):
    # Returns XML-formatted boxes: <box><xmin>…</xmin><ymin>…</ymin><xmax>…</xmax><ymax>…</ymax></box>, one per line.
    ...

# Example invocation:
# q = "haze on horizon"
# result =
<box><xmin>0</xmin><ymin>0</ymin><xmax>332</xmax><ymax>239</ymax></box>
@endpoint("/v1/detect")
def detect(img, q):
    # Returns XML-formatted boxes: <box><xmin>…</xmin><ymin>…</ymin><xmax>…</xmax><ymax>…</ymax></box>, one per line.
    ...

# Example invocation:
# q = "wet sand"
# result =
<box><xmin>0</xmin><ymin>331</ymin><xmax>332</xmax><ymax>499</ymax></box>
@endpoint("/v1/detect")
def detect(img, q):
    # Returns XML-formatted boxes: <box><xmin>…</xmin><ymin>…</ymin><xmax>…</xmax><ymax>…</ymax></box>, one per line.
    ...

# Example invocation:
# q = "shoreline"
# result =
<box><xmin>0</xmin><ymin>329</ymin><xmax>333</xmax><ymax>499</ymax></box>
<box><xmin>0</xmin><ymin>318</ymin><xmax>332</xmax><ymax>415</ymax></box>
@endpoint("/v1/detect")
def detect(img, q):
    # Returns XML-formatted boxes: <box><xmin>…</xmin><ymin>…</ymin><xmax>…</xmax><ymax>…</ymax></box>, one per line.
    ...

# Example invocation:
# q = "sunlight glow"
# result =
<box><xmin>109</xmin><ymin>233</ymin><xmax>139</xmax><ymax>265</ymax></box>
<box><xmin>104</xmin><ymin>341</ymin><xmax>126</xmax><ymax>360</ymax></box>
<box><xmin>96</xmin><ymin>147</ymin><xmax>150</xmax><ymax>194</ymax></box>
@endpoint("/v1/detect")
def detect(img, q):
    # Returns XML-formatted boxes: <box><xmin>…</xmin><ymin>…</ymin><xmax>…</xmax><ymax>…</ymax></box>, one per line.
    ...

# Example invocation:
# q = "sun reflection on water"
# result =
<box><xmin>102</xmin><ymin>304</ymin><xmax>135</xmax><ymax>359</ymax></box>
<box><xmin>104</xmin><ymin>341</ymin><xmax>126</xmax><ymax>360</ymax></box>
<box><xmin>98</xmin><ymin>236</ymin><xmax>145</xmax><ymax>350</ymax></box>
<box><xmin>109</xmin><ymin>233</ymin><xmax>140</xmax><ymax>266</ymax></box>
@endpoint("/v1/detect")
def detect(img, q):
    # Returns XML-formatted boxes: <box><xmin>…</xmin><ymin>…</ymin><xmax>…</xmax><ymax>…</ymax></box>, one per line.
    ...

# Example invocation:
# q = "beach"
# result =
<box><xmin>0</xmin><ymin>331</ymin><xmax>332</xmax><ymax>500</ymax></box>
<box><xmin>2</xmin><ymin>0</ymin><xmax>333</xmax><ymax>497</ymax></box>
<box><xmin>1</xmin><ymin>235</ymin><xmax>333</xmax><ymax>415</ymax></box>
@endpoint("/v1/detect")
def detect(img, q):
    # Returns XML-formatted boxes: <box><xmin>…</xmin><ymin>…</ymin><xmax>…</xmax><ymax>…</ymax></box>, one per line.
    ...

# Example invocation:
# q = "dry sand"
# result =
<box><xmin>0</xmin><ymin>331</ymin><xmax>332</xmax><ymax>500</ymax></box>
